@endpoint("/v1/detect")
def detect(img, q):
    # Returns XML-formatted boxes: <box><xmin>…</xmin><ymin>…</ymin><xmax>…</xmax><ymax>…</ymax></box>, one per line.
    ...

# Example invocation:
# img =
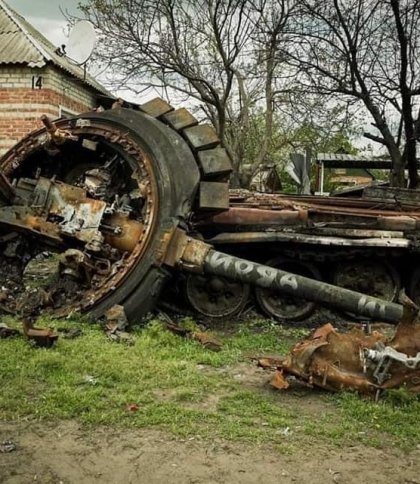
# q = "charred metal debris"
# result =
<box><xmin>1</xmin><ymin>99</ymin><xmax>420</xmax><ymax>338</ymax></box>
<box><xmin>257</xmin><ymin>297</ymin><xmax>420</xmax><ymax>395</ymax></box>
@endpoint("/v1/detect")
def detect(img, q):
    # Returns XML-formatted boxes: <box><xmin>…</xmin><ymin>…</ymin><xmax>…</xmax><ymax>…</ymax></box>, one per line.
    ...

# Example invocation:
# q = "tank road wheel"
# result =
<box><xmin>0</xmin><ymin>101</ymin><xmax>231</xmax><ymax>322</ymax></box>
<box><xmin>255</xmin><ymin>258</ymin><xmax>321</xmax><ymax>322</ymax></box>
<box><xmin>332</xmin><ymin>260</ymin><xmax>400</xmax><ymax>319</ymax></box>
<box><xmin>185</xmin><ymin>273</ymin><xmax>250</xmax><ymax>319</ymax></box>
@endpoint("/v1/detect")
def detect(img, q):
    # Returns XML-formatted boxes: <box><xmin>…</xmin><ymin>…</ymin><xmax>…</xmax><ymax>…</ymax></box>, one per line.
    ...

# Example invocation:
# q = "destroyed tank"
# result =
<box><xmin>0</xmin><ymin>98</ymin><xmax>416</xmax><ymax>325</ymax></box>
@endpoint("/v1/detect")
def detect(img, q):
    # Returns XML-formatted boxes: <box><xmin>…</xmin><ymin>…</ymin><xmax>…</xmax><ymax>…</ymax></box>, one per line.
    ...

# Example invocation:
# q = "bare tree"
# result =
<box><xmin>287</xmin><ymin>0</ymin><xmax>420</xmax><ymax>187</ymax></box>
<box><xmin>78</xmin><ymin>0</ymin><xmax>298</xmax><ymax>185</ymax></box>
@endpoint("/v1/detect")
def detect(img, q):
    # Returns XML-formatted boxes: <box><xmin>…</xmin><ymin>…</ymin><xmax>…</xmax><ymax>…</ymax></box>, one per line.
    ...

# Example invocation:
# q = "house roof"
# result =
<box><xmin>0</xmin><ymin>0</ymin><xmax>113</xmax><ymax>98</ymax></box>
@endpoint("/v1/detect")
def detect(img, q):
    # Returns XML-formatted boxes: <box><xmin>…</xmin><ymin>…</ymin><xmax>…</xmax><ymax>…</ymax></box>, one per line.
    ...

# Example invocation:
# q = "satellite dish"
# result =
<box><xmin>65</xmin><ymin>20</ymin><xmax>96</xmax><ymax>65</ymax></box>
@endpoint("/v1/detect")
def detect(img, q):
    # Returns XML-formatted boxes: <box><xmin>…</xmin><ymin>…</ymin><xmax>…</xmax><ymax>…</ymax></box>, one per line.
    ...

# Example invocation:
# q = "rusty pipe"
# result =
<box><xmin>196</xmin><ymin>207</ymin><xmax>308</xmax><ymax>226</ymax></box>
<box><xmin>40</xmin><ymin>115</ymin><xmax>77</xmax><ymax>145</ymax></box>
<box><xmin>40</xmin><ymin>114</ymin><xmax>56</xmax><ymax>134</ymax></box>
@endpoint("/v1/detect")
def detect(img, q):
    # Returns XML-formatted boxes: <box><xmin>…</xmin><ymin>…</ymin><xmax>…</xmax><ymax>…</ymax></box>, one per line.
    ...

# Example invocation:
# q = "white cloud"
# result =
<box><xmin>28</xmin><ymin>16</ymin><xmax>68</xmax><ymax>46</ymax></box>
<box><xmin>6</xmin><ymin>0</ymin><xmax>80</xmax><ymax>46</ymax></box>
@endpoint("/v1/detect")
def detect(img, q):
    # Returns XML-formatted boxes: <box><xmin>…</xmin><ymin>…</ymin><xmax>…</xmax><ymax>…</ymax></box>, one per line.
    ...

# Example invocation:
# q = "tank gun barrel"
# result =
<box><xmin>203</xmin><ymin>250</ymin><xmax>403</xmax><ymax>323</ymax></box>
<box><xmin>178</xmin><ymin>242</ymin><xmax>403</xmax><ymax>323</ymax></box>
<box><xmin>167</xmin><ymin>232</ymin><xmax>403</xmax><ymax>322</ymax></box>
<box><xmin>200</xmin><ymin>249</ymin><xmax>403</xmax><ymax>323</ymax></box>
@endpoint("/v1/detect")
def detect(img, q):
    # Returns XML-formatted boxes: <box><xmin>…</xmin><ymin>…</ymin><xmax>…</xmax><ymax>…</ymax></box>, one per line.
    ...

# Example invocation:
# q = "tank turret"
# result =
<box><xmin>0</xmin><ymin>100</ymin><xmax>417</xmax><ymax>324</ymax></box>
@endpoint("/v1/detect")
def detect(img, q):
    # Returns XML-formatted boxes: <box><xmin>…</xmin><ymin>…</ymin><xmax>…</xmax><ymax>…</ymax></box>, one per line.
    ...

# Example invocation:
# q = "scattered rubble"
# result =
<box><xmin>162</xmin><ymin>315</ymin><xmax>223</xmax><ymax>352</ymax></box>
<box><xmin>22</xmin><ymin>322</ymin><xmax>58</xmax><ymax>348</ymax></box>
<box><xmin>0</xmin><ymin>440</ymin><xmax>17</xmax><ymax>453</ymax></box>
<box><xmin>126</xmin><ymin>403</ymin><xmax>140</xmax><ymax>412</ymax></box>
<box><xmin>190</xmin><ymin>331</ymin><xmax>223</xmax><ymax>352</ymax></box>
<box><xmin>103</xmin><ymin>304</ymin><xmax>134</xmax><ymax>344</ymax></box>
<box><xmin>82</xmin><ymin>375</ymin><xmax>98</xmax><ymax>385</ymax></box>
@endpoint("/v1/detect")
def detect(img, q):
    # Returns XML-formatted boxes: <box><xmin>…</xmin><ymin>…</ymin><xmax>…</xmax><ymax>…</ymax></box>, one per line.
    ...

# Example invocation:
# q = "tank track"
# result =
<box><xmin>135</xmin><ymin>98</ymin><xmax>232</xmax><ymax>213</ymax></box>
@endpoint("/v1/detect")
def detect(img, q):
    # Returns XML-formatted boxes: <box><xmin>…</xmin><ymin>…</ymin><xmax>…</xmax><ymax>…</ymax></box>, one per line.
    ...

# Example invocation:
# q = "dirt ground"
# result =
<box><xmin>1</xmin><ymin>420</ymin><xmax>419</xmax><ymax>484</ymax></box>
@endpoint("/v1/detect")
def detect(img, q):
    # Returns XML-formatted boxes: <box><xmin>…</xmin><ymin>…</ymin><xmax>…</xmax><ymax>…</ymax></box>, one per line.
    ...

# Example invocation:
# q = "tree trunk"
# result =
<box><xmin>367</xmin><ymin>105</ymin><xmax>405</xmax><ymax>187</ymax></box>
<box><xmin>390</xmin><ymin>148</ymin><xmax>405</xmax><ymax>187</ymax></box>
<box><xmin>405</xmin><ymin>137</ymin><xmax>418</xmax><ymax>189</ymax></box>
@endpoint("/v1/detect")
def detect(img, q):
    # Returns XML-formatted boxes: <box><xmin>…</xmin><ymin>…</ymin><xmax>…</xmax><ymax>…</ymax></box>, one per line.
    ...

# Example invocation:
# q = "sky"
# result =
<box><xmin>3</xmin><ymin>0</ymin><xmax>384</xmax><ymax>153</ymax></box>
<box><xmin>7</xmin><ymin>0</ymin><xmax>82</xmax><ymax>46</ymax></box>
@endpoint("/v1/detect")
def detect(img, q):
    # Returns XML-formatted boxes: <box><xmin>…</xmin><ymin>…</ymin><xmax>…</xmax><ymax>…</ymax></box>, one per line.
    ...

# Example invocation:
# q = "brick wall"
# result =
<box><xmin>0</xmin><ymin>65</ymin><xmax>100</xmax><ymax>156</ymax></box>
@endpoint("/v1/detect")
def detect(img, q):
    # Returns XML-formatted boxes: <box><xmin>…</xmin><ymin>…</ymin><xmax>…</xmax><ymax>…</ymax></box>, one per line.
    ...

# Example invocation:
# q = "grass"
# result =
<box><xmin>0</xmin><ymin>315</ymin><xmax>419</xmax><ymax>450</ymax></box>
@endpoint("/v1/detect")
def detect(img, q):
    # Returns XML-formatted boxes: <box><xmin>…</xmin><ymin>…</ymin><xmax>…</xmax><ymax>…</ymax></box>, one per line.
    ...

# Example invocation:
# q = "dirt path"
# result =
<box><xmin>0</xmin><ymin>420</ymin><xmax>419</xmax><ymax>484</ymax></box>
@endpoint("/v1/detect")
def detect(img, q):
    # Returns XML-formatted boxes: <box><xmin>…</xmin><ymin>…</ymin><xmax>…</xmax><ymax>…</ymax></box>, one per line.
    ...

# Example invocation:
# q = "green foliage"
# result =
<box><xmin>227</xmin><ymin>112</ymin><xmax>287</xmax><ymax>166</ymax></box>
<box><xmin>321</xmin><ymin>391</ymin><xmax>420</xmax><ymax>449</ymax></box>
<box><xmin>289</xmin><ymin>121</ymin><xmax>358</xmax><ymax>155</ymax></box>
<box><xmin>227</xmin><ymin>107</ymin><xmax>358</xmax><ymax>191</ymax></box>
<box><xmin>382</xmin><ymin>388</ymin><xmax>420</xmax><ymax>407</ymax></box>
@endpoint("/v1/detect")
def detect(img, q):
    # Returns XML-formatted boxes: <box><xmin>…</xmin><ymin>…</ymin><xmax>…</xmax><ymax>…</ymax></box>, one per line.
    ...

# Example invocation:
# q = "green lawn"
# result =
<box><xmin>1</xmin><ymin>316</ymin><xmax>419</xmax><ymax>450</ymax></box>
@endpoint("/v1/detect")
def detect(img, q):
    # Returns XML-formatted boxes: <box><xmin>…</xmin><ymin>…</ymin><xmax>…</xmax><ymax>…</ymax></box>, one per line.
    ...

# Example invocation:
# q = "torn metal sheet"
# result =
<box><xmin>22</xmin><ymin>319</ymin><xmax>58</xmax><ymax>348</ymax></box>
<box><xmin>163</xmin><ymin>318</ymin><xmax>223</xmax><ymax>351</ymax></box>
<box><xmin>261</xmin><ymin>300</ymin><xmax>420</xmax><ymax>394</ymax></box>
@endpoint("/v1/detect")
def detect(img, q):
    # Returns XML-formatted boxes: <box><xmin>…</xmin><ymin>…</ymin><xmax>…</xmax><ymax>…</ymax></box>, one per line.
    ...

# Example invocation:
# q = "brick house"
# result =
<box><xmin>0</xmin><ymin>0</ymin><xmax>112</xmax><ymax>156</ymax></box>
